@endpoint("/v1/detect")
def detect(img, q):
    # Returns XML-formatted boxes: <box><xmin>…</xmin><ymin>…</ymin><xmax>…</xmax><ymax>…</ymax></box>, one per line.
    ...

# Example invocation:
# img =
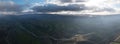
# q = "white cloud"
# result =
<box><xmin>82</xmin><ymin>0</ymin><xmax>120</xmax><ymax>15</ymax></box>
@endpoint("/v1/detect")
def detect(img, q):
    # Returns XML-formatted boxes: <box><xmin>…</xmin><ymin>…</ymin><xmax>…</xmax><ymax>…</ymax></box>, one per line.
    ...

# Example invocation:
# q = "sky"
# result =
<box><xmin>0</xmin><ymin>0</ymin><xmax>120</xmax><ymax>15</ymax></box>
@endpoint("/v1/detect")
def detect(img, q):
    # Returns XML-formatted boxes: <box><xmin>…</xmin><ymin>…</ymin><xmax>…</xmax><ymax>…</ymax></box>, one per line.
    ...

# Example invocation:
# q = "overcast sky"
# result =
<box><xmin>0</xmin><ymin>0</ymin><xmax>120</xmax><ymax>15</ymax></box>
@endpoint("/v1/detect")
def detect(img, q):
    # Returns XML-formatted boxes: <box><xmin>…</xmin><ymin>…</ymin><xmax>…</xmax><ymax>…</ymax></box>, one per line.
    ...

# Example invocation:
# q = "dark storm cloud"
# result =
<box><xmin>31</xmin><ymin>4</ymin><xmax>86</xmax><ymax>12</ymax></box>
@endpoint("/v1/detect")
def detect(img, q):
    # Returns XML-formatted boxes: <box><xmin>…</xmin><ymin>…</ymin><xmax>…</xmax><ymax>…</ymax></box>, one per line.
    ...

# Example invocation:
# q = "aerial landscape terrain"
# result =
<box><xmin>0</xmin><ymin>14</ymin><xmax>120</xmax><ymax>44</ymax></box>
<box><xmin>0</xmin><ymin>0</ymin><xmax>120</xmax><ymax>44</ymax></box>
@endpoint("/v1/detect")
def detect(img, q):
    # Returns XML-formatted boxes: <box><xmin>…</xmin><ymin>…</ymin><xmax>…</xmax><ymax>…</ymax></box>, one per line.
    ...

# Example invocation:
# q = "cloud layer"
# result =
<box><xmin>27</xmin><ymin>0</ymin><xmax>120</xmax><ymax>15</ymax></box>
<box><xmin>32</xmin><ymin>4</ymin><xmax>85</xmax><ymax>12</ymax></box>
<box><xmin>27</xmin><ymin>0</ymin><xmax>87</xmax><ymax>13</ymax></box>
<box><xmin>0</xmin><ymin>0</ymin><xmax>120</xmax><ymax>15</ymax></box>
